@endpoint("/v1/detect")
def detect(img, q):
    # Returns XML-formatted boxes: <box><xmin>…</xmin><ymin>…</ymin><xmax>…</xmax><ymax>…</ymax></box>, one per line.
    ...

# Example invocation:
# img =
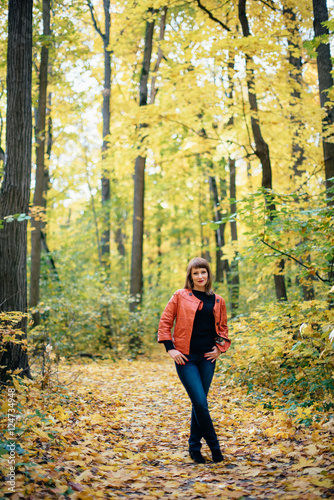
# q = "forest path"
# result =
<box><xmin>3</xmin><ymin>356</ymin><xmax>334</xmax><ymax>499</ymax></box>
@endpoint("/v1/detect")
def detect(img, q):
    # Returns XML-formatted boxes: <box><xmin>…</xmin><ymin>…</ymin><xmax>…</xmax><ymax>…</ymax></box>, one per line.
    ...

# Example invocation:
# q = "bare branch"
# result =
<box><xmin>87</xmin><ymin>0</ymin><xmax>105</xmax><ymax>41</ymax></box>
<box><xmin>258</xmin><ymin>0</ymin><xmax>276</xmax><ymax>11</ymax></box>
<box><xmin>195</xmin><ymin>0</ymin><xmax>231</xmax><ymax>31</ymax></box>
<box><xmin>162</xmin><ymin>115</ymin><xmax>219</xmax><ymax>140</ymax></box>
<box><xmin>261</xmin><ymin>239</ymin><xmax>331</xmax><ymax>285</ymax></box>
<box><xmin>226</xmin><ymin>139</ymin><xmax>254</xmax><ymax>159</ymax></box>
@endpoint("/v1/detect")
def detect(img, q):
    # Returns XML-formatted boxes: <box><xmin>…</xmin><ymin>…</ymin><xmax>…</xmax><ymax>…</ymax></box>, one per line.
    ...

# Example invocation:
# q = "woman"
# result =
<box><xmin>158</xmin><ymin>257</ymin><xmax>231</xmax><ymax>464</ymax></box>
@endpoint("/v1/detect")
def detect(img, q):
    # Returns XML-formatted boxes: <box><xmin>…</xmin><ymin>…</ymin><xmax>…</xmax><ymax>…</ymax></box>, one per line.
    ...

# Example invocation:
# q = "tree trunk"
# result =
<box><xmin>228</xmin><ymin>158</ymin><xmax>240</xmax><ymax>316</ymax></box>
<box><xmin>30</xmin><ymin>0</ymin><xmax>51</xmax><ymax>326</ymax></box>
<box><xmin>209</xmin><ymin>175</ymin><xmax>229</xmax><ymax>283</ymax></box>
<box><xmin>41</xmin><ymin>91</ymin><xmax>59</xmax><ymax>281</ymax></box>
<box><xmin>283</xmin><ymin>4</ymin><xmax>314</xmax><ymax>300</ymax></box>
<box><xmin>130</xmin><ymin>12</ymin><xmax>155</xmax><ymax>312</ymax></box>
<box><xmin>150</xmin><ymin>7</ymin><xmax>167</xmax><ymax>104</ymax></box>
<box><xmin>238</xmin><ymin>0</ymin><xmax>287</xmax><ymax>301</ymax></box>
<box><xmin>83</xmin><ymin>135</ymin><xmax>102</xmax><ymax>266</ymax></box>
<box><xmin>130</xmin><ymin>155</ymin><xmax>146</xmax><ymax>311</ymax></box>
<box><xmin>41</xmin><ymin>231</ymin><xmax>60</xmax><ymax>282</ymax></box>
<box><xmin>0</xmin><ymin>83</ymin><xmax>4</xmax><ymax>169</ymax></box>
<box><xmin>101</xmin><ymin>0</ymin><xmax>111</xmax><ymax>261</ymax></box>
<box><xmin>283</xmin><ymin>4</ymin><xmax>305</xmax><ymax>178</ymax></box>
<box><xmin>226</xmin><ymin>57</ymin><xmax>240</xmax><ymax>314</ymax></box>
<box><xmin>115</xmin><ymin>227</ymin><xmax>125</xmax><ymax>257</ymax></box>
<box><xmin>88</xmin><ymin>0</ymin><xmax>111</xmax><ymax>262</ymax></box>
<box><xmin>302</xmin><ymin>254</ymin><xmax>315</xmax><ymax>300</ymax></box>
<box><xmin>151</xmin><ymin>8</ymin><xmax>168</xmax><ymax>287</ymax></box>
<box><xmin>156</xmin><ymin>217</ymin><xmax>162</xmax><ymax>286</ymax></box>
<box><xmin>0</xmin><ymin>0</ymin><xmax>33</xmax><ymax>380</ymax></box>
<box><xmin>312</xmin><ymin>0</ymin><xmax>334</xmax><ymax>208</ymax></box>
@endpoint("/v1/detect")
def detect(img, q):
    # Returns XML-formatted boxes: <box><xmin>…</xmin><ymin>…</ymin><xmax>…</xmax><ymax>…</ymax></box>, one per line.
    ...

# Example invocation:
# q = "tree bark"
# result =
<box><xmin>41</xmin><ymin>230</ymin><xmax>60</xmax><ymax>281</ymax></box>
<box><xmin>228</xmin><ymin>158</ymin><xmax>240</xmax><ymax>316</ymax></box>
<box><xmin>30</xmin><ymin>0</ymin><xmax>51</xmax><ymax>326</ymax></box>
<box><xmin>283</xmin><ymin>4</ymin><xmax>314</xmax><ymax>300</ymax></box>
<box><xmin>41</xmin><ymin>91</ymin><xmax>59</xmax><ymax>281</ymax></box>
<box><xmin>0</xmin><ymin>0</ymin><xmax>33</xmax><ymax>380</ymax></box>
<box><xmin>226</xmin><ymin>57</ymin><xmax>240</xmax><ymax>314</ymax></box>
<box><xmin>130</xmin><ymin>12</ymin><xmax>156</xmax><ymax>312</ymax></box>
<box><xmin>100</xmin><ymin>0</ymin><xmax>111</xmax><ymax>261</ymax></box>
<box><xmin>150</xmin><ymin>7</ymin><xmax>167</xmax><ymax>104</ymax></box>
<box><xmin>88</xmin><ymin>0</ymin><xmax>111</xmax><ymax>262</ymax></box>
<box><xmin>151</xmin><ymin>8</ymin><xmax>167</xmax><ymax>287</ymax></box>
<box><xmin>312</xmin><ymin>0</ymin><xmax>334</xmax><ymax>207</ymax></box>
<box><xmin>283</xmin><ymin>4</ymin><xmax>305</xmax><ymax>178</ymax></box>
<box><xmin>130</xmin><ymin>155</ymin><xmax>146</xmax><ymax>311</ymax></box>
<box><xmin>209</xmin><ymin>175</ymin><xmax>229</xmax><ymax>283</ymax></box>
<box><xmin>238</xmin><ymin>0</ymin><xmax>287</xmax><ymax>301</ymax></box>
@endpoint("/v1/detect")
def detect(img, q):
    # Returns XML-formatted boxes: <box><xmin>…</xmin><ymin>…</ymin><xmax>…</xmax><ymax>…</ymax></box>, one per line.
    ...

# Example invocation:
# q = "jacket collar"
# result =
<box><xmin>178</xmin><ymin>288</ymin><xmax>200</xmax><ymax>301</ymax></box>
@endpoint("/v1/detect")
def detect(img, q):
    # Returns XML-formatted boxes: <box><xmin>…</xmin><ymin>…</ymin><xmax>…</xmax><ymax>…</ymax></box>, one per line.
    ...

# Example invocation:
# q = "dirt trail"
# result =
<box><xmin>1</xmin><ymin>356</ymin><xmax>333</xmax><ymax>499</ymax></box>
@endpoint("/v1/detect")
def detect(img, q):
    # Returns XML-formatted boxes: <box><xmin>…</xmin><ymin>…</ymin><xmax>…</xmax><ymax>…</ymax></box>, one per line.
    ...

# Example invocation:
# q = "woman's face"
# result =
<box><xmin>191</xmin><ymin>267</ymin><xmax>208</xmax><ymax>291</ymax></box>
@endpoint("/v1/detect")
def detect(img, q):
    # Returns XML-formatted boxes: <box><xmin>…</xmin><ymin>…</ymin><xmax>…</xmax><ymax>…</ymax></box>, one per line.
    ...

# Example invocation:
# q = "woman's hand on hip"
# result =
<box><xmin>168</xmin><ymin>349</ymin><xmax>188</xmax><ymax>365</ymax></box>
<box><xmin>204</xmin><ymin>346</ymin><xmax>221</xmax><ymax>362</ymax></box>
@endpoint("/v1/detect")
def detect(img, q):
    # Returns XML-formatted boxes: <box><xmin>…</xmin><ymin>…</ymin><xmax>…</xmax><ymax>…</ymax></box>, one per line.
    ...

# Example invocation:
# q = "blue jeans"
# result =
<box><xmin>175</xmin><ymin>353</ymin><xmax>220</xmax><ymax>452</ymax></box>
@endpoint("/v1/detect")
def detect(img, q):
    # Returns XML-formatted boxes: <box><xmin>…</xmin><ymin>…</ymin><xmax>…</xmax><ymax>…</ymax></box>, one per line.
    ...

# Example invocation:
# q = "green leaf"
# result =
<box><xmin>17</xmin><ymin>213</ymin><xmax>27</xmax><ymax>222</ymax></box>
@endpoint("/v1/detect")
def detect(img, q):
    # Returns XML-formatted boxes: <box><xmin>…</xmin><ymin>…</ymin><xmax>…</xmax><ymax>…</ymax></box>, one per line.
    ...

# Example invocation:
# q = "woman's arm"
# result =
<box><xmin>215</xmin><ymin>297</ymin><xmax>231</xmax><ymax>353</ymax></box>
<box><xmin>162</xmin><ymin>340</ymin><xmax>175</xmax><ymax>352</ymax></box>
<box><xmin>158</xmin><ymin>292</ymin><xmax>188</xmax><ymax>364</ymax></box>
<box><xmin>158</xmin><ymin>292</ymin><xmax>178</xmax><ymax>343</ymax></box>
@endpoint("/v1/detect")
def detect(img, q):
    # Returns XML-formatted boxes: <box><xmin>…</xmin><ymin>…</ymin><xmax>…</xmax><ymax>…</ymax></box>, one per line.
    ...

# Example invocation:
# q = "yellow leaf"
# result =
<box><xmin>1</xmin><ymin>401</ymin><xmax>9</xmax><ymax>412</ymax></box>
<box><xmin>12</xmin><ymin>378</ymin><xmax>21</xmax><ymax>391</ymax></box>
<box><xmin>291</xmin><ymin>458</ymin><xmax>316</xmax><ymax>470</ymax></box>
<box><xmin>31</xmin><ymin>426</ymin><xmax>50</xmax><ymax>440</ymax></box>
<box><xmin>54</xmin><ymin>406</ymin><xmax>69</xmax><ymax>422</ymax></box>
<box><xmin>310</xmin><ymin>478</ymin><xmax>334</xmax><ymax>488</ymax></box>
<box><xmin>305</xmin><ymin>444</ymin><xmax>318</xmax><ymax>456</ymax></box>
<box><xmin>77</xmin><ymin>470</ymin><xmax>93</xmax><ymax>482</ymax></box>
<box><xmin>90</xmin><ymin>413</ymin><xmax>104</xmax><ymax>424</ymax></box>
<box><xmin>164</xmin><ymin>480</ymin><xmax>182</xmax><ymax>489</ymax></box>
<box><xmin>54</xmin><ymin>481</ymin><xmax>68</xmax><ymax>493</ymax></box>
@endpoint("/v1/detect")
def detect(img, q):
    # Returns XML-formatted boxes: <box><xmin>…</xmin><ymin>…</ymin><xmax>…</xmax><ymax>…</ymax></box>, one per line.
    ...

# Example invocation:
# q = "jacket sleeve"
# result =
<box><xmin>215</xmin><ymin>297</ymin><xmax>231</xmax><ymax>353</ymax></box>
<box><xmin>158</xmin><ymin>292</ymin><xmax>178</xmax><ymax>343</ymax></box>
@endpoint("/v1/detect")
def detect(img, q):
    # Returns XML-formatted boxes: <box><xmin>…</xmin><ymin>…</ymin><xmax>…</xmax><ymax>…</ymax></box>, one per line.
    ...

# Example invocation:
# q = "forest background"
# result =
<box><xmin>0</xmin><ymin>0</ymin><xmax>334</xmax><ymax>418</ymax></box>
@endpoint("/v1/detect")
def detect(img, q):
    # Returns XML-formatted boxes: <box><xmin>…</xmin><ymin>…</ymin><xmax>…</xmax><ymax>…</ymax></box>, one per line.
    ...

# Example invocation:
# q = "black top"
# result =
<box><xmin>162</xmin><ymin>289</ymin><xmax>216</xmax><ymax>354</ymax></box>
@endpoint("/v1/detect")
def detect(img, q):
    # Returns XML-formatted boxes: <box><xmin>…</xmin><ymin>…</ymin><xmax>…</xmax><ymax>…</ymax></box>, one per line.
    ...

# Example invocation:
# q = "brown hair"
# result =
<box><xmin>184</xmin><ymin>257</ymin><xmax>214</xmax><ymax>294</ymax></box>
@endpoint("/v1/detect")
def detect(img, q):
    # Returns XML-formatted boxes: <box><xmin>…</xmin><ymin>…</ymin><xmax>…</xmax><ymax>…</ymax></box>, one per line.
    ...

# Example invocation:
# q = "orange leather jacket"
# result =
<box><xmin>158</xmin><ymin>288</ymin><xmax>231</xmax><ymax>355</ymax></box>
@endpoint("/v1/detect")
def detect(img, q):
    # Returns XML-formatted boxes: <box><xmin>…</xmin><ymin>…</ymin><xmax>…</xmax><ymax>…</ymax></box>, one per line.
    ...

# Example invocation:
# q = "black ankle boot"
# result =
<box><xmin>189</xmin><ymin>450</ymin><xmax>206</xmax><ymax>464</ymax></box>
<box><xmin>211</xmin><ymin>449</ymin><xmax>224</xmax><ymax>462</ymax></box>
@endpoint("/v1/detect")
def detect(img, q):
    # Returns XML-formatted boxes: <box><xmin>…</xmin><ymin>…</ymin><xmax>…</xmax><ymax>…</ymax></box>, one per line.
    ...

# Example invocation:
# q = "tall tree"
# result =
<box><xmin>238</xmin><ymin>0</ymin><xmax>287</xmax><ymax>301</ymax></box>
<box><xmin>130</xmin><ymin>9</ymin><xmax>156</xmax><ymax>312</ymax></box>
<box><xmin>283</xmin><ymin>3</ymin><xmax>305</xmax><ymax>178</ymax></box>
<box><xmin>312</xmin><ymin>0</ymin><xmax>334</xmax><ymax>208</ymax></box>
<box><xmin>312</xmin><ymin>0</ymin><xmax>334</xmax><ymax>286</ymax></box>
<box><xmin>228</xmin><ymin>157</ymin><xmax>240</xmax><ymax>316</ymax></box>
<box><xmin>283</xmin><ymin>3</ymin><xmax>314</xmax><ymax>300</ymax></box>
<box><xmin>30</xmin><ymin>0</ymin><xmax>51</xmax><ymax>326</ymax></box>
<box><xmin>0</xmin><ymin>0</ymin><xmax>33</xmax><ymax>379</ymax></box>
<box><xmin>209</xmin><ymin>173</ymin><xmax>229</xmax><ymax>283</ymax></box>
<box><xmin>226</xmin><ymin>56</ymin><xmax>239</xmax><ymax>314</ymax></box>
<box><xmin>88</xmin><ymin>0</ymin><xmax>111</xmax><ymax>263</ymax></box>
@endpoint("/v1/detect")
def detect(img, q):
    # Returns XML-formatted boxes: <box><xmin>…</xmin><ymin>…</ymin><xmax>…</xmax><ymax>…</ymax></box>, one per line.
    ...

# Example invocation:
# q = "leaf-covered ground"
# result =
<box><xmin>1</xmin><ymin>354</ymin><xmax>334</xmax><ymax>499</ymax></box>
